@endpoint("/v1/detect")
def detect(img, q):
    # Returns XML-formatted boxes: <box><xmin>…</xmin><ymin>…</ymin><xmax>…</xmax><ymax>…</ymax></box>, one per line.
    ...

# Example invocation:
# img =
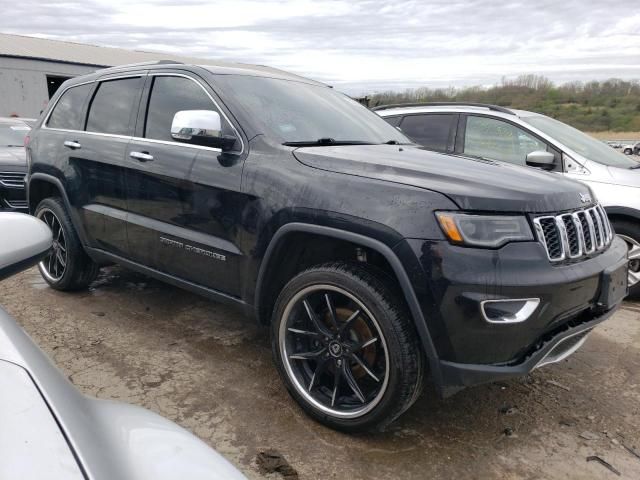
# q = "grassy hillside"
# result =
<box><xmin>369</xmin><ymin>75</ymin><xmax>640</xmax><ymax>133</ymax></box>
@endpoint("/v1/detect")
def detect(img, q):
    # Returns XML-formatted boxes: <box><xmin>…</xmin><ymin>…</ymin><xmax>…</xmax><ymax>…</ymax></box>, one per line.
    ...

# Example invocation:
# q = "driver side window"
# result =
<box><xmin>464</xmin><ymin>115</ymin><xmax>549</xmax><ymax>166</ymax></box>
<box><xmin>145</xmin><ymin>76</ymin><xmax>230</xmax><ymax>142</ymax></box>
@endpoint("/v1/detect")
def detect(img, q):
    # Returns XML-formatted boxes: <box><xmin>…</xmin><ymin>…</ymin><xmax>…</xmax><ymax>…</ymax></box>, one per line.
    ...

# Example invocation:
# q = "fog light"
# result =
<box><xmin>481</xmin><ymin>298</ymin><xmax>540</xmax><ymax>324</ymax></box>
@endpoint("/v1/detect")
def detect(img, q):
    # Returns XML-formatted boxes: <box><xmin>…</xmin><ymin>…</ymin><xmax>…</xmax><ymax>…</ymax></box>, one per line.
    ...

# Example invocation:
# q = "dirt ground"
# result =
<box><xmin>1</xmin><ymin>265</ymin><xmax>640</xmax><ymax>480</ymax></box>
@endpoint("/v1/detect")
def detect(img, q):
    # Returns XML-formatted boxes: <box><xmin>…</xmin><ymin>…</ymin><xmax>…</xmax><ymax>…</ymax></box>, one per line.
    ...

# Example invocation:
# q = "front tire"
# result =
<box><xmin>271</xmin><ymin>262</ymin><xmax>424</xmax><ymax>432</ymax></box>
<box><xmin>35</xmin><ymin>197</ymin><xmax>99</xmax><ymax>291</ymax></box>
<box><xmin>612</xmin><ymin>220</ymin><xmax>640</xmax><ymax>298</ymax></box>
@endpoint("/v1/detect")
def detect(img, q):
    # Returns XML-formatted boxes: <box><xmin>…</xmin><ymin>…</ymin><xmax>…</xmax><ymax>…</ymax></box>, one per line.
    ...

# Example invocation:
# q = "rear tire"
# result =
<box><xmin>612</xmin><ymin>219</ymin><xmax>640</xmax><ymax>298</ymax></box>
<box><xmin>271</xmin><ymin>262</ymin><xmax>424</xmax><ymax>432</ymax></box>
<box><xmin>35</xmin><ymin>197</ymin><xmax>99</xmax><ymax>291</ymax></box>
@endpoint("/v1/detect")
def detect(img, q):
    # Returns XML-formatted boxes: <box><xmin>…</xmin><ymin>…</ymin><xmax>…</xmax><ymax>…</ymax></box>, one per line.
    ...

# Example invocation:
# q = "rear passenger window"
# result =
<box><xmin>145</xmin><ymin>76</ymin><xmax>224</xmax><ymax>142</ymax></box>
<box><xmin>47</xmin><ymin>83</ymin><xmax>92</xmax><ymax>130</ymax></box>
<box><xmin>399</xmin><ymin>114</ymin><xmax>457</xmax><ymax>151</ymax></box>
<box><xmin>86</xmin><ymin>77</ymin><xmax>142</xmax><ymax>135</ymax></box>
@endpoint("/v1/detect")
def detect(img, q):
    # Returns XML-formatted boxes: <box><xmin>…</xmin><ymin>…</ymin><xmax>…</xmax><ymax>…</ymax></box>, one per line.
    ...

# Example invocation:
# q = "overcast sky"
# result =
<box><xmin>2</xmin><ymin>0</ymin><xmax>639</xmax><ymax>94</ymax></box>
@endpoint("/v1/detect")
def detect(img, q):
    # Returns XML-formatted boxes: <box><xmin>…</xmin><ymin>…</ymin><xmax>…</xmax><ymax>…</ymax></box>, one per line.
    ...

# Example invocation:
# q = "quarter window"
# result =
<box><xmin>145</xmin><ymin>76</ymin><xmax>224</xmax><ymax>142</ymax></box>
<box><xmin>86</xmin><ymin>77</ymin><xmax>142</xmax><ymax>135</ymax></box>
<box><xmin>47</xmin><ymin>83</ymin><xmax>92</xmax><ymax>130</ymax></box>
<box><xmin>399</xmin><ymin>114</ymin><xmax>457</xmax><ymax>152</ymax></box>
<box><xmin>464</xmin><ymin>116</ymin><xmax>549</xmax><ymax>165</ymax></box>
<box><xmin>382</xmin><ymin>116</ymin><xmax>402</xmax><ymax>128</ymax></box>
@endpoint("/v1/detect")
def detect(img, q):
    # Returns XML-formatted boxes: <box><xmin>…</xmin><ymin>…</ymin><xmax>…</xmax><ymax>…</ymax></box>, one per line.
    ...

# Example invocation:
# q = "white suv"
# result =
<box><xmin>375</xmin><ymin>103</ymin><xmax>640</xmax><ymax>295</ymax></box>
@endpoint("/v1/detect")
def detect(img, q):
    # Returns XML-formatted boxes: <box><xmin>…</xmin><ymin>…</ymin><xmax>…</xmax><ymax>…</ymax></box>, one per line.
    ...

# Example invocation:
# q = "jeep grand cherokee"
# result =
<box><xmin>27</xmin><ymin>61</ymin><xmax>628</xmax><ymax>432</ymax></box>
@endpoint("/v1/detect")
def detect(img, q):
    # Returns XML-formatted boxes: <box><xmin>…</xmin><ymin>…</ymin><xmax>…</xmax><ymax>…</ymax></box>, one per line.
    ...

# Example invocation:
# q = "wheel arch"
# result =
<box><xmin>605</xmin><ymin>206</ymin><xmax>640</xmax><ymax>229</ymax></box>
<box><xmin>254</xmin><ymin>222</ymin><xmax>444</xmax><ymax>387</ymax></box>
<box><xmin>28</xmin><ymin>173</ymin><xmax>89</xmax><ymax>246</ymax></box>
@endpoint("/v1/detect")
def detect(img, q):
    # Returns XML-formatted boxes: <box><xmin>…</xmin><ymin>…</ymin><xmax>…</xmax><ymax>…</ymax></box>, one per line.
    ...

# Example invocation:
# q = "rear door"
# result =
<box><xmin>38</xmin><ymin>76</ymin><xmax>144</xmax><ymax>256</ymax></box>
<box><xmin>124</xmin><ymin>72</ymin><xmax>247</xmax><ymax>296</ymax></box>
<box><xmin>74</xmin><ymin>74</ymin><xmax>145</xmax><ymax>255</ymax></box>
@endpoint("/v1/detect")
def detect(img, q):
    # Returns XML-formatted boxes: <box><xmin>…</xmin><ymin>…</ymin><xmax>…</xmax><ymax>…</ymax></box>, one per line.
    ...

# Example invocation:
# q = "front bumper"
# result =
<box><xmin>396</xmin><ymin>235</ymin><xmax>628</xmax><ymax>395</ymax></box>
<box><xmin>438</xmin><ymin>308</ymin><xmax>612</xmax><ymax>395</ymax></box>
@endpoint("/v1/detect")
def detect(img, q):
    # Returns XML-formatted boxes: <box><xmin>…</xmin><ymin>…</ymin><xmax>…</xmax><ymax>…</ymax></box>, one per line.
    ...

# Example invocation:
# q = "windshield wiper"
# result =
<box><xmin>629</xmin><ymin>164</ymin><xmax>640</xmax><ymax>169</ymax></box>
<box><xmin>6</xmin><ymin>144</ymin><xmax>23</xmax><ymax>147</ymax></box>
<box><xmin>282</xmin><ymin>138</ymin><xmax>375</xmax><ymax>147</ymax></box>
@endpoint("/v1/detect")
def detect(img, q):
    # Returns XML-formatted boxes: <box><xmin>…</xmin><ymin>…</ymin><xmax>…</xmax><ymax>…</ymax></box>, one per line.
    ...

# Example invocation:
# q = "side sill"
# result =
<box><xmin>85</xmin><ymin>247</ymin><xmax>253</xmax><ymax>317</ymax></box>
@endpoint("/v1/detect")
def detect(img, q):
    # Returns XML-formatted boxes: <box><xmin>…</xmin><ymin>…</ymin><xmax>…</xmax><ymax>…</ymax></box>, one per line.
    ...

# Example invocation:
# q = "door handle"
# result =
<box><xmin>63</xmin><ymin>140</ymin><xmax>81</xmax><ymax>149</ymax></box>
<box><xmin>130</xmin><ymin>151</ymin><xmax>154</xmax><ymax>162</ymax></box>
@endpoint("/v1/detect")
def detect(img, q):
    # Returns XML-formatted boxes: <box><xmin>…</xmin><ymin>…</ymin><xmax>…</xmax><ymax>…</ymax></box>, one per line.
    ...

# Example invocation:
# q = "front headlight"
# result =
<box><xmin>436</xmin><ymin>212</ymin><xmax>533</xmax><ymax>248</ymax></box>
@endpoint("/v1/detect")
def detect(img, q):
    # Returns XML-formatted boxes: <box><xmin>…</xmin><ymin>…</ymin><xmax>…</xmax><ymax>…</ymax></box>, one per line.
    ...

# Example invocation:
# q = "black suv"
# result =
<box><xmin>27</xmin><ymin>61</ymin><xmax>628</xmax><ymax>432</ymax></box>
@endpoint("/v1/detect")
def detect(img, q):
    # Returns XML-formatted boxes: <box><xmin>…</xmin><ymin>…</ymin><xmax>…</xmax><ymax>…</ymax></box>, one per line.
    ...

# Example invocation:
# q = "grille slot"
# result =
<box><xmin>561</xmin><ymin>214</ymin><xmax>580</xmax><ymax>257</ymax></box>
<box><xmin>0</xmin><ymin>171</ymin><xmax>26</xmax><ymax>189</ymax></box>
<box><xmin>534</xmin><ymin>205</ymin><xmax>613</xmax><ymax>263</ymax></box>
<box><xmin>577</xmin><ymin>211</ymin><xmax>594</xmax><ymax>252</ymax></box>
<box><xmin>2</xmin><ymin>199</ymin><xmax>27</xmax><ymax>209</ymax></box>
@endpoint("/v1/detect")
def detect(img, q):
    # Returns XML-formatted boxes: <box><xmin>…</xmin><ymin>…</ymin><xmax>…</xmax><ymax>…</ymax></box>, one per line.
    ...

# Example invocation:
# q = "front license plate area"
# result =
<box><xmin>598</xmin><ymin>263</ymin><xmax>628</xmax><ymax>308</ymax></box>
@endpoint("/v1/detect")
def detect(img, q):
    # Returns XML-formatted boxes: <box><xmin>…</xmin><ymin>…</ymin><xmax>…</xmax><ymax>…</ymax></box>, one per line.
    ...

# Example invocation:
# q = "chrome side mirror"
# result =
<box><xmin>0</xmin><ymin>213</ymin><xmax>52</xmax><ymax>281</ymax></box>
<box><xmin>526</xmin><ymin>150</ymin><xmax>556</xmax><ymax>170</ymax></box>
<box><xmin>170</xmin><ymin>110</ymin><xmax>236</xmax><ymax>151</ymax></box>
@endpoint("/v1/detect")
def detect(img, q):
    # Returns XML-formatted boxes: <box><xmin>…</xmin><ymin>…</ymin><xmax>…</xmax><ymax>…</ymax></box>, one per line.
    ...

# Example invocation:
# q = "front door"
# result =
<box><xmin>460</xmin><ymin>115</ymin><xmax>558</xmax><ymax>169</ymax></box>
<box><xmin>124</xmin><ymin>72</ymin><xmax>247</xmax><ymax>297</ymax></box>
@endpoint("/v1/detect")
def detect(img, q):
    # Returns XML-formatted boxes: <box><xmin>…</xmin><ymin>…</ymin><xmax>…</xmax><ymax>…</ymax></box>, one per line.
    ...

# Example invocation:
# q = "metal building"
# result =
<box><xmin>0</xmin><ymin>33</ymin><xmax>220</xmax><ymax>118</ymax></box>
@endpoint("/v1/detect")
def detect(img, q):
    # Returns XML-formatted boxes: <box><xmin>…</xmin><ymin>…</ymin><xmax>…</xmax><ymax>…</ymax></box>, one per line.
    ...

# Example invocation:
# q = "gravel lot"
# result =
<box><xmin>2</xmin><ymin>265</ymin><xmax>640</xmax><ymax>479</ymax></box>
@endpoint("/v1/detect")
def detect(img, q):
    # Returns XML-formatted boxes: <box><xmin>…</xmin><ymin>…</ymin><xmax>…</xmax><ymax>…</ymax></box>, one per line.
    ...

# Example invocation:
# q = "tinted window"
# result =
<box><xmin>464</xmin><ymin>116</ymin><xmax>549</xmax><ymax>165</ymax></box>
<box><xmin>47</xmin><ymin>83</ymin><xmax>92</xmax><ymax>130</ymax></box>
<box><xmin>86</xmin><ymin>77</ymin><xmax>142</xmax><ymax>135</ymax></box>
<box><xmin>399</xmin><ymin>114</ymin><xmax>457</xmax><ymax>151</ymax></box>
<box><xmin>145</xmin><ymin>76</ymin><xmax>223</xmax><ymax>142</ymax></box>
<box><xmin>383</xmin><ymin>116</ymin><xmax>402</xmax><ymax>127</ymax></box>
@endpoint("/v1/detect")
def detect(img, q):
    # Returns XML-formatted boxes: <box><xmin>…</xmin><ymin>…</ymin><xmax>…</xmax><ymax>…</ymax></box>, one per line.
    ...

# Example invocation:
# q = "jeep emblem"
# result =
<box><xmin>579</xmin><ymin>193</ymin><xmax>592</xmax><ymax>204</ymax></box>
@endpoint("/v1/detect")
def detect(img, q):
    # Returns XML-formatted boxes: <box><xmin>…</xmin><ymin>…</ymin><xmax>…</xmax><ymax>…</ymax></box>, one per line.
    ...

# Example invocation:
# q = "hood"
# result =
<box><xmin>293</xmin><ymin>145</ymin><xmax>593</xmax><ymax>213</ymax></box>
<box><xmin>607</xmin><ymin>165</ymin><xmax>640</xmax><ymax>188</ymax></box>
<box><xmin>0</xmin><ymin>147</ymin><xmax>26</xmax><ymax>167</ymax></box>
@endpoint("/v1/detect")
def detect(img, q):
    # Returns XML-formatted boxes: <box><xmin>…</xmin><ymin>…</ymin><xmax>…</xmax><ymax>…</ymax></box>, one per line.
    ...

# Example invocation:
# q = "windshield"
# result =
<box><xmin>521</xmin><ymin>115</ymin><xmax>637</xmax><ymax>168</ymax></box>
<box><xmin>213</xmin><ymin>75</ymin><xmax>410</xmax><ymax>145</ymax></box>
<box><xmin>0</xmin><ymin>123</ymin><xmax>30</xmax><ymax>147</ymax></box>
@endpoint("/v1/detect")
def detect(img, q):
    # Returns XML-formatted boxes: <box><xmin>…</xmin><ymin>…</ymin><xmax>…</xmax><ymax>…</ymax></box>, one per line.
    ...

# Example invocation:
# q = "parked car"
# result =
<box><xmin>623</xmin><ymin>144</ymin><xmax>635</xmax><ymax>155</ymax></box>
<box><xmin>0</xmin><ymin>212</ymin><xmax>246</xmax><ymax>480</ymax></box>
<box><xmin>375</xmin><ymin>102</ymin><xmax>640</xmax><ymax>296</ymax></box>
<box><xmin>27</xmin><ymin>62</ymin><xmax>628</xmax><ymax>432</ymax></box>
<box><xmin>633</xmin><ymin>142</ymin><xmax>640</xmax><ymax>156</ymax></box>
<box><xmin>0</xmin><ymin>117</ymin><xmax>30</xmax><ymax>212</ymax></box>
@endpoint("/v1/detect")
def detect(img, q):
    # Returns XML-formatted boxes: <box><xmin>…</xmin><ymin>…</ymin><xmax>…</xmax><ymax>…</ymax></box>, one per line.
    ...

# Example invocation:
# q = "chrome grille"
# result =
<box><xmin>534</xmin><ymin>205</ymin><xmax>613</xmax><ymax>262</ymax></box>
<box><xmin>0</xmin><ymin>171</ymin><xmax>26</xmax><ymax>189</ymax></box>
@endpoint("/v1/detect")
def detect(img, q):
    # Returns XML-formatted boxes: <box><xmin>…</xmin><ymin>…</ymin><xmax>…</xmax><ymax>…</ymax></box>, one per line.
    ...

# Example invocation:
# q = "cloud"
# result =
<box><xmin>1</xmin><ymin>0</ymin><xmax>639</xmax><ymax>94</ymax></box>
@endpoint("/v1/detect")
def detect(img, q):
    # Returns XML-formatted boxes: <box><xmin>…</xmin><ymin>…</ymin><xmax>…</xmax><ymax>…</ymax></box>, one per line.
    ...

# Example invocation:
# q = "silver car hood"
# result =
<box><xmin>606</xmin><ymin>165</ymin><xmax>640</xmax><ymax>188</ymax></box>
<box><xmin>0</xmin><ymin>147</ymin><xmax>26</xmax><ymax>167</ymax></box>
<box><xmin>0</xmin><ymin>307</ymin><xmax>246</xmax><ymax>480</ymax></box>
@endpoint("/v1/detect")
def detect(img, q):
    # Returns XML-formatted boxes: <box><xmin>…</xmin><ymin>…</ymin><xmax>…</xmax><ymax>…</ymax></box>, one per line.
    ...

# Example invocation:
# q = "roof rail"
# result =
<box><xmin>371</xmin><ymin>102</ymin><xmax>515</xmax><ymax>115</ymax></box>
<box><xmin>95</xmin><ymin>60</ymin><xmax>184</xmax><ymax>72</ymax></box>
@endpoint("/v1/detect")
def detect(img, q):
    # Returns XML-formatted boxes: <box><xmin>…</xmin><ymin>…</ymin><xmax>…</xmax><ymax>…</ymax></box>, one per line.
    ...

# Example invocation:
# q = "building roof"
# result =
<box><xmin>0</xmin><ymin>33</ymin><xmax>324</xmax><ymax>87</ymax></box>
<box><xmin>0</xmin><ymin>33</ymin><xmax>277</xmax><ymax>71</ymax></box>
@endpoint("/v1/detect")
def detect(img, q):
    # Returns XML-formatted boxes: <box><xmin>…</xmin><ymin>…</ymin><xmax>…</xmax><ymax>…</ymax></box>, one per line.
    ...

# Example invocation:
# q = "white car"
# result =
<box><xmin>0</xmin><ymin>213</ymin><xmax>246</xmax><ymax>480</ymax></box>
<box><xmin>375</xmin><ymin>103</ymin><xmax>640</xmax><ymax>295</ymax></box>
